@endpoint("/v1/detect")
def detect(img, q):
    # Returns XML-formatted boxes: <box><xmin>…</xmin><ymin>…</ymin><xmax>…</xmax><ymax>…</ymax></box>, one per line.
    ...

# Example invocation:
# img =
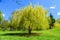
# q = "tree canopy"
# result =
<box><xmin>11</xmin><ymin>4</ymin><xmax>49</xmax><ymax>31</ymax></box>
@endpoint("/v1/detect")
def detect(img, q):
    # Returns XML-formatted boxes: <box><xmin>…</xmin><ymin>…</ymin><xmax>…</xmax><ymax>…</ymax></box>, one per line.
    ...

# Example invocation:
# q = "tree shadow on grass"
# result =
<box><xmin>3</xmin><ymin>33</ymin><xmax>42</xmax><ymax>37</ymax></box>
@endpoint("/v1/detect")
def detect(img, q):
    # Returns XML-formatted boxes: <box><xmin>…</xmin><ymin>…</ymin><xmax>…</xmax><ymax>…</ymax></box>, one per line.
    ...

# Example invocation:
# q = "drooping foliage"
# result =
<box><xmin>11</xmin><ymin>4</ymin><xmax>49</xmax><ymax>31</ymax></box>
<box><xmin>10</xmin><ymin>10</ymin><xmax>23</xmax><ymax>30</ymax></box>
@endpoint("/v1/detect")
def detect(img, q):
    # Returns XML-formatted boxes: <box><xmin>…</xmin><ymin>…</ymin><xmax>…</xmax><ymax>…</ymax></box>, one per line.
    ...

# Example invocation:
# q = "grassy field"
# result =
<box><xmin>0</xmin><ymin>27</ymin><xmax>60</xmax><ymax>40</ymax></box>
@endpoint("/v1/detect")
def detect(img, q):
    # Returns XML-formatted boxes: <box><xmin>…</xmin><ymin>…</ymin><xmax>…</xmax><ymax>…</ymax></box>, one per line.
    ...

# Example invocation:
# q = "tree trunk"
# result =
<box><xmin>28</xmin><ymin>26</ymin><xmax>31</xmax><ymax>35</ymax></box>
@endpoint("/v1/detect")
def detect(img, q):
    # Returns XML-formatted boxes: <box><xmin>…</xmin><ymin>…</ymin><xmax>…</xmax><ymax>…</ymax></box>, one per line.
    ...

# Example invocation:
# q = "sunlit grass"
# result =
<box><xmin>0</xmin><ymin>27</ymin><xmax>60</xmax><ymax>40</ymax></box>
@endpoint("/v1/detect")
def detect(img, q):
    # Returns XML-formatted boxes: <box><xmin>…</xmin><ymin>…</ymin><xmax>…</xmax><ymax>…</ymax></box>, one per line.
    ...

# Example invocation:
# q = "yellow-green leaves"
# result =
<box><xmin>11</xmin><ymin>4</ymin><xmax>49</xmax><ymax>30</ymax></box>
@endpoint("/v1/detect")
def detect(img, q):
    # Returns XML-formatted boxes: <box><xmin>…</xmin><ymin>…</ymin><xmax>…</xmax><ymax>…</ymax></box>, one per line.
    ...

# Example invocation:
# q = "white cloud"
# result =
<box><xmin>57</xmin><ymin>12</ymin><xmax>60</xmax><ymax>15</ymax></box>
<box><xmin>3</xmin><ymin>14</ymin><xmax>5</xmax><ymax>17</ymax></box>
<box><xmin>50</xmin><ymin>5</ymin><xmax>56</xmax><ymax>9</ymax></box>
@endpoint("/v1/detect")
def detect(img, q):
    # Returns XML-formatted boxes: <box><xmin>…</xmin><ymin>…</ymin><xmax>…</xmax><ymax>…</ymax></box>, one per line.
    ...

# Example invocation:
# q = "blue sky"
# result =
<box><xmin>0</xmin><ymin>0</ymin><xmax>60</xmax><ymax>20</ymax></box>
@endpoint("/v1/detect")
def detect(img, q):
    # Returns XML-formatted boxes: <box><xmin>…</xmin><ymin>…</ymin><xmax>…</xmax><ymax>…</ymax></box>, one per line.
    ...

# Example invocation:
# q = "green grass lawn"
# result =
<box><xmin>0</xmin><ymin>27</ymin><xmax>60</xmax><ymax>40</ymax></box>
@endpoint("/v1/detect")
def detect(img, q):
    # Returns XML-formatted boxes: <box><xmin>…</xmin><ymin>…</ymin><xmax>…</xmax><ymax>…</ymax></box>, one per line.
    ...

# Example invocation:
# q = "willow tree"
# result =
<box><xmin>11</xmin><ymin>4</ymin><xmax>49</xmax><ymax>34</ymax></box>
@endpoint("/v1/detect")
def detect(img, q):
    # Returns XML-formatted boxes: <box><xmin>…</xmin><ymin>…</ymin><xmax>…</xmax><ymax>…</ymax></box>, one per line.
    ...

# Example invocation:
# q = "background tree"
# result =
<box><xmin>54</xmin><ymin>18</ymin><xmax>60</xmax><ymax>28</ymax></box>
<box><xmin>48</xmin><ymin>13</ymin><xmax>55</xmax><ymax>29</ymax></box>
<box><xmin>0</xmin><ymin>11</ymin><xmax>3</xmax><ymax>24</ymax></box>
<box><xmin>1</xmin><ymin>20</ymin><xmax>10</xmax><ymax>31</ymax></box>
<box><xmin>57</xmin><ymin>18</ymin><xmax>60</xmax><ymax>23</ymax></box>
<box><xmin>0</xmin><ymin>11</ymin><xmax>3</xmax><ymax>30</ymax></box>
